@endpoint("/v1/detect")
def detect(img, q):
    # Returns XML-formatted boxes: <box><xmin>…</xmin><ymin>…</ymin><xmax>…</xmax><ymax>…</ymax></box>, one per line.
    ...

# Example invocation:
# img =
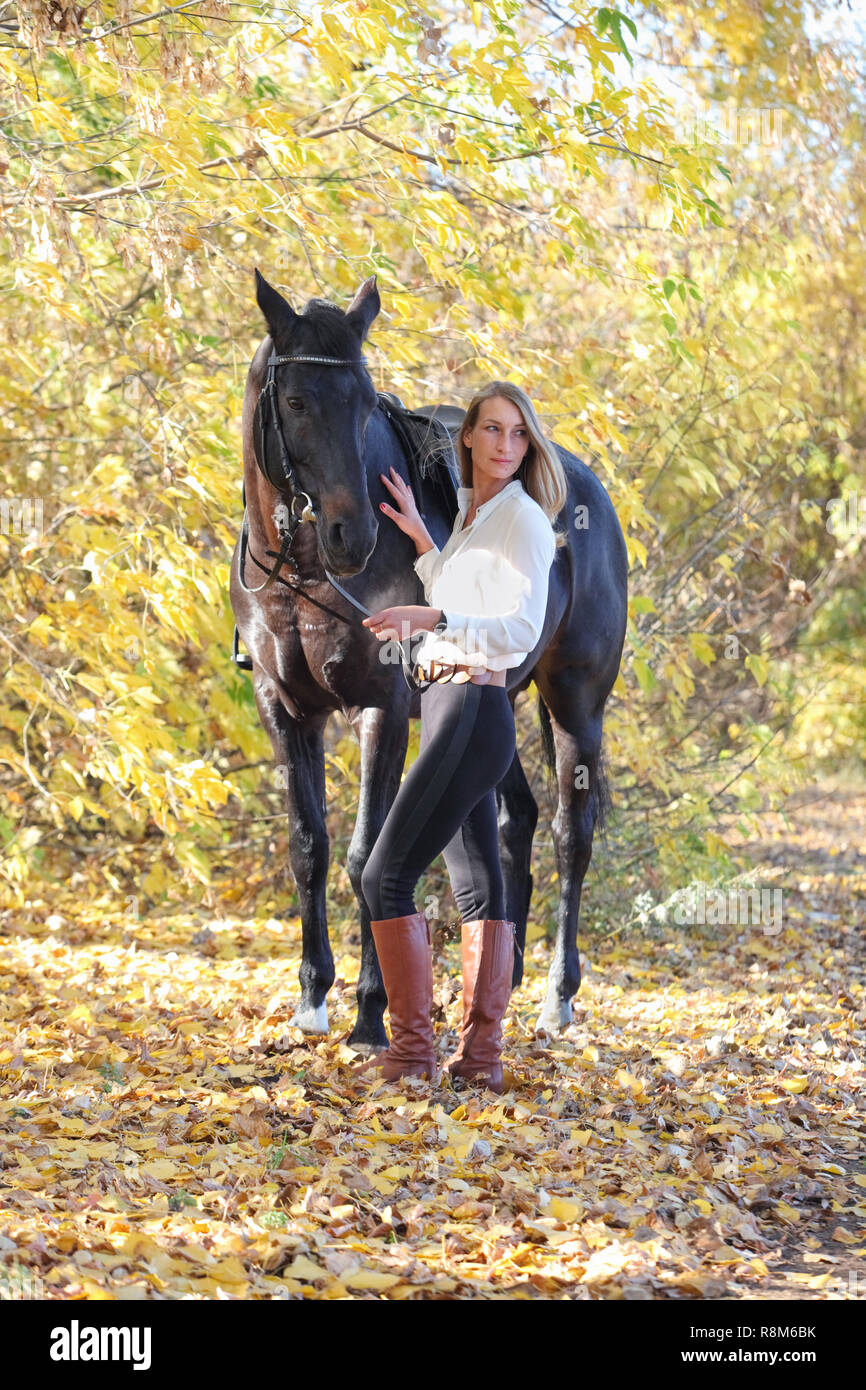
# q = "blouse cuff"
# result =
<box><xmin>434</xmin><ymin>608</ymin><xmax>489</xmax><ymax>666</ymax></box>
<box><xmin>413</xmin><ymin>546</ymin><xmax>440</xmax><ymax>586</ymax></box>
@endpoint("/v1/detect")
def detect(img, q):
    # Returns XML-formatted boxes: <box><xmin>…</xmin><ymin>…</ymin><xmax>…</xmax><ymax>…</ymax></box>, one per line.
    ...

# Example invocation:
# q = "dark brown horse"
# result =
<box><xmin>229</xmin><ymin>270</ymin><xmax>628</xmax><ymax>1050</ymax></box>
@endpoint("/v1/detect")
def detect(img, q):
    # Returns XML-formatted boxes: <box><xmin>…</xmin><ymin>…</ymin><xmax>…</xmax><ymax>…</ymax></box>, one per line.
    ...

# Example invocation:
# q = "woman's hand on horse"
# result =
<box><xmin>362</xmin><ymin>605</ymin><xmax>439</xmax><ymax>642</ymax></box>
<box><xmin>378</xmin><ymin>465</ymin><xmax>425</xmax><ymax>541</ymax></box>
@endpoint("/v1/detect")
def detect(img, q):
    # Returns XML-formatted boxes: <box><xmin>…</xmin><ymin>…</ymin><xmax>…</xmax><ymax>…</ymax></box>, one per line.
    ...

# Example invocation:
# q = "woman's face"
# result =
<box><xmin>463</xmin><ymin>395</ymin><xmax>530</xmax><ymax>487</ymax></box>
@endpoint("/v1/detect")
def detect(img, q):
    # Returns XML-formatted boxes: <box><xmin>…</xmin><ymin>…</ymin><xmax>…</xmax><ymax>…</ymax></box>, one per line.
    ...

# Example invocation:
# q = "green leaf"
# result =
<box><xmin>745</xmin><ymin>654</ymin><xmax>769</xmax><ymax>687</ymax></box>
<box><xmin>633</xmin><ymin>658</ymin><xmax>657</xmax><ymax>693</ymax></box>
<box><xmin>594</xmin><ymin>7</ymin><xmax>635</xmax><ymax>65</ymax></box>
<box><xmin>688</xmin><ymin>633</ymin><xmax>716</xmax><ymax>666</ymax></box>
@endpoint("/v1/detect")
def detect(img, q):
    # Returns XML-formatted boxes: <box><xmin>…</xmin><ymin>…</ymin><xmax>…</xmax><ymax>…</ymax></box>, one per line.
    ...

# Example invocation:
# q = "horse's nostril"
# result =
<box><xmin>330</xmin><ymin>520</ymin><xmax>360</xmax><ymax>555</ymax></box>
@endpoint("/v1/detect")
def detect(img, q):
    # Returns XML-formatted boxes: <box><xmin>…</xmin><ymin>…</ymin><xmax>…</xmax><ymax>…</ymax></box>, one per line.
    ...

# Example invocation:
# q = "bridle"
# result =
<box><xmin>240</xmin><ymin>349</ymin><xmax>360</xmax><ymax>595</ymax></box>
<box><xmin>236</xmin><ymin>348</ymin><xmax>455</xmax><ymax>691</ymax></box>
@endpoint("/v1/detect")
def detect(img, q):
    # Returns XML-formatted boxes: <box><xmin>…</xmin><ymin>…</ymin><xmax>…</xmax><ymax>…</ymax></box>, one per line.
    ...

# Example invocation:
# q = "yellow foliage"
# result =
<box><xmin>0</xmin><ymin>0</ymin><xmax>861</xmax><ymax>914</ymax></box>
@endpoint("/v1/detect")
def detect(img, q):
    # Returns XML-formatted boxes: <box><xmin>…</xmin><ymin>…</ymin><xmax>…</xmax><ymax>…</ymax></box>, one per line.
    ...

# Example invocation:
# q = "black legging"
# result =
<box><xmin>361</xmin><ymin>679</ymin><xmax>516</xmax><ymax>922</ymax></box>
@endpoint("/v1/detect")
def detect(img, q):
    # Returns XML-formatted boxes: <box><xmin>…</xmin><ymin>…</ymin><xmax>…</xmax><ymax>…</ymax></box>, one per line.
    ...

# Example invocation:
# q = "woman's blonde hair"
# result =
<box><xmin>458</xmin><ymin>381</ymin><xmax>568</xmax><ymax>547</ymax></box>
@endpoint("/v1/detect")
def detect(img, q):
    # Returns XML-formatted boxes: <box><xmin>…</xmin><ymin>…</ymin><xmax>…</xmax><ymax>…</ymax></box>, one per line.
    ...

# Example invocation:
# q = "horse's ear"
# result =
<box><xmin>254</xmin><ymin>268</ymin><xmax>297</xmax><ymax>341</ymax></box>
<box><xmin>344</xmin><ymin>274</ymin><xmax>380</xmax><ymax>342</ymax></box>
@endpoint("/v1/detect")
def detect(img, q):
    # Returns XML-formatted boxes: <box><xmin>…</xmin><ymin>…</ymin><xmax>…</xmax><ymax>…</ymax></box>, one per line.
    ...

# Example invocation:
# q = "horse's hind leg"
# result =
<box><xmin>495</xmin><ymin>736</ymin><xmax>539</xmax><ymax>990</ymax></box>
<box><xmin>254</xmin><ymin>678</ymin><xmax>334</xmax><ymax>1034</ymax></box>
<box><xmin>534</xmin><ymin>671</ymin><xmax>605</xmax><ymax>1032</ymax></box>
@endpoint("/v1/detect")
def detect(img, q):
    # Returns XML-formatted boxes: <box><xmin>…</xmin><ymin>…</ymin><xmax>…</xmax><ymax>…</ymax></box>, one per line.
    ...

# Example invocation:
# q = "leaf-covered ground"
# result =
<box><xmin>1</xmin><ymin>785</ymin><xmax>864</xmax><ymax>1301</ymax></box>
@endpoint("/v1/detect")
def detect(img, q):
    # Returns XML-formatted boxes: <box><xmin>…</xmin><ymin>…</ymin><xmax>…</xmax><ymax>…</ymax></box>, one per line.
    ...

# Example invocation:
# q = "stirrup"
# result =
<box><xmin>232</xmin><ymin>624</ymin><xmax>253</xmax><ymax>670</ymax></box>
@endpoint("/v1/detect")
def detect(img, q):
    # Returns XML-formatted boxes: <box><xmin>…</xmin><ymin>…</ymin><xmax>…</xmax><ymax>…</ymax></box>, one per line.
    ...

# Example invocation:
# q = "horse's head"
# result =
<box><xmin>252</xmin><ymin>269</ymin><xmax>382</xmax><ymax>574</ymax></box>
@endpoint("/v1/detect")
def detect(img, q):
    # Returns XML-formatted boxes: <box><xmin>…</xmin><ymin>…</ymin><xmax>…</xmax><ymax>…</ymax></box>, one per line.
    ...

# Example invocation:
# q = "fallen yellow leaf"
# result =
<box><xmin>283</xmin><ymin>1256</ymin><xmax>328</xmax><ymax>1282</ymax></box>
<box><xmin>140</xmin><ymin>1160</ymin><xmax>178</xmax><ymax>1180</ymax></box>
<box><xmin>831</xmin><ymin>1227</ymin><xmax>858</xmax><ymax>1244</ymax></box>
<box><xmin>342</xmin><ymin>1269</ymin><xmax>401</xmax><ymax>1291</ymax></box>
<box><xmin>545</xmin><ymin>1195</ymin><xmax>584</xmax><ymax>1223</ymax></box>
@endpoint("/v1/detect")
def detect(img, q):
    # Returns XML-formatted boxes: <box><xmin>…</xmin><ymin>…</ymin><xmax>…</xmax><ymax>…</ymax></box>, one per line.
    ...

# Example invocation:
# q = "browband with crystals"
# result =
<box><xmin>269</xmin><ymin>353</ymin><xmax>368</xmax><ymax>366</ymax></box>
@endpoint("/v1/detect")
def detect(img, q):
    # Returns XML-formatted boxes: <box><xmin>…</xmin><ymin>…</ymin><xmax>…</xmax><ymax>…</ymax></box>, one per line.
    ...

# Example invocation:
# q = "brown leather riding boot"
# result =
<box><xmin>355</xmin><ymin>911</ymin><xmax>437</xmax><ymax>1081</ymax></box>
<box><xmin>445</xmin><ymin>918</ymin><xmax>515</xmax><ymax>1093</ymax></box>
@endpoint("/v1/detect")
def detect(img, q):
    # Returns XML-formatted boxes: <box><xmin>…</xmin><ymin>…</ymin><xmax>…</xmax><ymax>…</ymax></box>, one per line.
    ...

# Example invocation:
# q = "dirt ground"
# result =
<box><xmin>0</xmin><ymin>780</ymin><xmax>863</xmax><ymax>1300</ymax></box>
<box><xmin>706</xmin><ymin>783</ymin><xmax>866</xmax><ymax>1299</ymax></box>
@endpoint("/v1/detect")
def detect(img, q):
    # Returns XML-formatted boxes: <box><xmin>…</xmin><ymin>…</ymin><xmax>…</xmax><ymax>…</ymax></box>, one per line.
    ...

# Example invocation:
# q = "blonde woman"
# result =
<box><xmin>359</xmin><ymin>381</ymin><xmax>567</xmax><ymax>1090</ymax></box>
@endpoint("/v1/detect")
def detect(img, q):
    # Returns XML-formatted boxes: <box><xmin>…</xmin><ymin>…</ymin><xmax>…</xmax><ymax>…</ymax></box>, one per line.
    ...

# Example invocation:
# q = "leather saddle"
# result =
<box><xmin>378</xmin><ymin>394</ymin><xmax>465</xmax><ymax>433</ymax></box>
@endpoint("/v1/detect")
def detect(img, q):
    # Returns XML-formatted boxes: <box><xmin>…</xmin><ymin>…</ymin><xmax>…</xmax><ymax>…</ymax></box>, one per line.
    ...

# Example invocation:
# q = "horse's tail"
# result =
<box><xmin>595</xmin><ymin>744</ymin><xmax>612</xmax><ymax>837</ymax></box>
<box><xmin>537</xmin><ymin>692</ymin><xmax>611</xmax><ymax>837</ymax></box>
<box><xmin>537</xmin><ymin>691</ymin><xmax>557</xmax><ymax>792</ymax></box>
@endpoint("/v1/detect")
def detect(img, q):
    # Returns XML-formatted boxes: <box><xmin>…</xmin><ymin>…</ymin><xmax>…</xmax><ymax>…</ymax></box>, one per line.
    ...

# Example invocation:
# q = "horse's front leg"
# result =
<box><xmin>254</xmin><ymin>678</ymin><xmax>334</xmax><ymax>1034</ymax></box>
<box><xmin>344</xmin><ymin>698</ymin><xmax>412</xmax><ymax>1053</ymax></box>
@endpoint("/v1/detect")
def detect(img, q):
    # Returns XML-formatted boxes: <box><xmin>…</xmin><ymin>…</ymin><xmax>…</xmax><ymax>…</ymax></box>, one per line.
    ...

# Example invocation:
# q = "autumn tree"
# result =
<box><xmin>0</xmin><ymin>1</ymin><xmax>863</xmax><ymax>928</ymax></box>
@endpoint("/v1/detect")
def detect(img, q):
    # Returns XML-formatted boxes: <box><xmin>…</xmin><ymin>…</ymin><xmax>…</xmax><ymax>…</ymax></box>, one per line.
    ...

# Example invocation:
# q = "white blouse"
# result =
<box><xmin>412</xmin><ymin>478</ymin><xmax>557</xmax><ymax>672</ymax></box>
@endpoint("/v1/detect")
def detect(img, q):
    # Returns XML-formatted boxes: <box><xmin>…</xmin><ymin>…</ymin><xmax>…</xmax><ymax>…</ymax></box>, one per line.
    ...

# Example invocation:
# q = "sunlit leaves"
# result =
<box><xmin>1</xmin><ymin>796</ymin><xmax>862</xmax><ymax>1299</ymax></box>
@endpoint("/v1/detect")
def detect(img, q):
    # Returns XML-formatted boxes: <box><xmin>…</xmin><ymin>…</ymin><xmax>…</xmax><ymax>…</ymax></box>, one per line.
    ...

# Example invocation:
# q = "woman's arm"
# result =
<box><xmin>413</xmin><ymin>542</ymin><xmax>444</xmax><ymax>604</ymax></box>
<box><xmin>430</xmin><ymin>510</ymin><xmax>556</xmax><ymax>662</ymax></box>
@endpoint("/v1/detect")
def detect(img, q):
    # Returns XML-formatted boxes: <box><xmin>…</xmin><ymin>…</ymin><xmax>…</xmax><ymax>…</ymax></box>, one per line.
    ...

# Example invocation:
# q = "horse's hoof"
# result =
<box><xmin>346</xmin><ymin>1022</ymin><xmax>390</xmax><ymax>1054</ymax></box>
<box><xmin>290</xmin><ymin>1001</ymin><xmax>329</xmax><ymax>1034</ymax></box>
<box><xmin>536</xmin><ymin>998</ymin><xmax>572</xmax><ymax>1033</ymax></box>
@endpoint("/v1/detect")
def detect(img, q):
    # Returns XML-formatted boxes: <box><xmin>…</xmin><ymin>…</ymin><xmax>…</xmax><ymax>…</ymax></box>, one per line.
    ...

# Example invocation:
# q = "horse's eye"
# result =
<box><xmin>286</xmin><ymin>398</ymin><xmax>305</xmax><ymax>412</ymax></box>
